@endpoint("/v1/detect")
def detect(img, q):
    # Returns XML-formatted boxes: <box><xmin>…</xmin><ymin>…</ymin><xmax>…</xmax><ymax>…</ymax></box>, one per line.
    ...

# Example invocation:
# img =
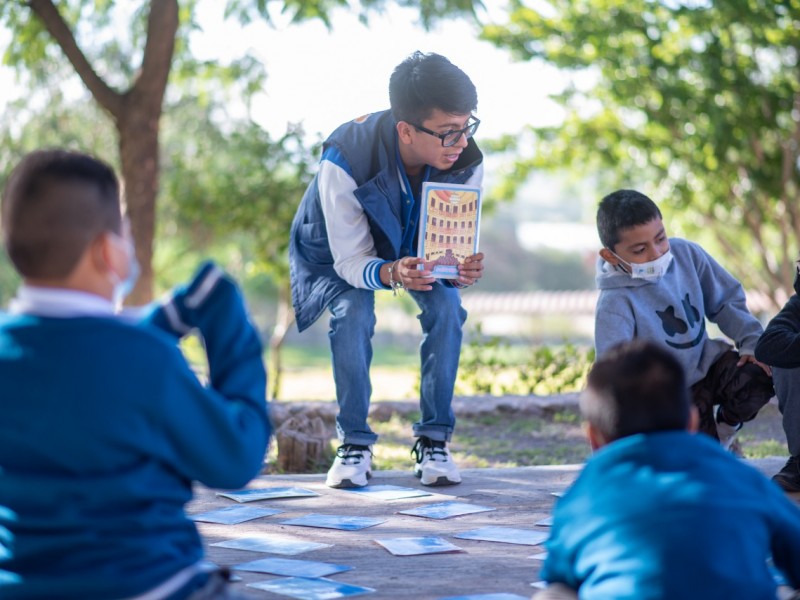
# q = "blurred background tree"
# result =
<box><xmin>482</xmin><ymin>0</ymin><xmax>800</xmax><ymax>307</ymax></box>
<box><xmin>0</xmin><ymin>0</ymin><xmax>482</xmax><ymax>304</ymax></box>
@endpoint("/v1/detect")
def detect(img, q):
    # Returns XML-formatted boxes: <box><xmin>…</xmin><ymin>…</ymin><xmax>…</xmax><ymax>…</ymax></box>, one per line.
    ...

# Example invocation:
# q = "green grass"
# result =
<box><xmin>741</xmin><ymin>439</ymin><xmax>787</xmax><ymax>459</ymax></box>
<box><xmin>277</xmin><ymin>344</ymin><xmax>420</xmax><ymax>369</ymax></box>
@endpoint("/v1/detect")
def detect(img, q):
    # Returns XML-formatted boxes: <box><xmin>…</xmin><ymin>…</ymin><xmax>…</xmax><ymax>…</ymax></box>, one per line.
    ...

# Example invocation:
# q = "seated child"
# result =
<box><xmin>594</xmin><ymin>189</ymin><xmax>774</xmax><ymax>449</ymax></box>
<box><xmin>0</xmin><ymin>149</ymin><xmax>270</xmax><ymax>599</ymax></box>
<box><xmin>535</xmin><ymin>340</ymin><xmax>800</xmax><ymax>600</ymax></box>
<box><xmin>754</xmin><ymin>266</ymin><xmax>800</xmax><ymax>492</ymax></box>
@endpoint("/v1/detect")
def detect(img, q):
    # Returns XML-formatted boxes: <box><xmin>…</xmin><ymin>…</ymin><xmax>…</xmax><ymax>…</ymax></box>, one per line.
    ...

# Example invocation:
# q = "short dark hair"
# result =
<box><xmin>389</xmin><ymin>51</ymin><xmax>478</xmax><ymax>124</ymax></box>
<box><xmin>1</xmin><ymin>149</ymin><xmax>121</xmax><ymax>279</ymax></box>
<box><xmin>581</xmin><ymin>340</ymin><xmax>691</xmax><ymax>443</ymax></box>
<box><xmin>597</xmin><ymin>189</ymin><xmax>662</xmax><ymax>251</ymax></box>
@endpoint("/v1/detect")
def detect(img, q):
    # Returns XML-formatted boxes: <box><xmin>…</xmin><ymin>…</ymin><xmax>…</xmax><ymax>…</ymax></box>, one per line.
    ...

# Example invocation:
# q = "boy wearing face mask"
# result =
<box><xmin>0</xmin><ymin>149</ymin><xmax>270</xmax><ymax>599</ymax></box>
<box><xmin>594</xmin><ymin>189</ymin><xmax>773</xmax><ymax>450</ymax></box>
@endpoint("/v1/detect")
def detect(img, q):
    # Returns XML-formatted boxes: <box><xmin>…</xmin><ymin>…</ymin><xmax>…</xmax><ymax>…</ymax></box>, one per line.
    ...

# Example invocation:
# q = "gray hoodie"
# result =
<box><xmin>594</xmin><ymin>237</ymin><xmax>763</xmax><ymax>386</ymax></box>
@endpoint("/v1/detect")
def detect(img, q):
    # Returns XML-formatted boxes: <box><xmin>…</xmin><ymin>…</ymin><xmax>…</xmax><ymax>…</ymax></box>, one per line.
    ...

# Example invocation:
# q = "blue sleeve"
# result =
<box><xmin>767</xmin><ymin>483</ymin><xmax>800</xmax><ymax>587</ymax></box>
<box><xmin>142</xmin><ymin>262</ymin><xmax>271</xmax><ymax>488</ymax></box>
<box><xmin>540</xmin><ymin>501</ymin><xmax>581</xmax><ymax>589</ymax></box>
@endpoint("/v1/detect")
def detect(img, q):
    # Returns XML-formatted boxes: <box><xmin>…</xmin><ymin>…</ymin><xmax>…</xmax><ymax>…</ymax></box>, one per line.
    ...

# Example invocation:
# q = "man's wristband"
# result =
<box><xmin>388</xmin><ymin>260</ymin><xmax>404</xmax><ymax>297</ymax></box>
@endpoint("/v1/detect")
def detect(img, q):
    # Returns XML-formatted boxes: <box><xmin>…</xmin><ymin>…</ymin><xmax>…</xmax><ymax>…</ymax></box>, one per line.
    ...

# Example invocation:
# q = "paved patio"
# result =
<box><xmin>190</xmin><ymin>457</ymin><xmax>793</xmax><ymax>600</ymax></box>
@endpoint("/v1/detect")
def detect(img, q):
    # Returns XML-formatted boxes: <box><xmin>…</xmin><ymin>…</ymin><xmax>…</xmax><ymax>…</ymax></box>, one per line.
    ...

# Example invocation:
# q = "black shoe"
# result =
<box><xmin>772</xmin><ymin>456</ymin><xmax>800</xmax><ymax>493</ymax></box>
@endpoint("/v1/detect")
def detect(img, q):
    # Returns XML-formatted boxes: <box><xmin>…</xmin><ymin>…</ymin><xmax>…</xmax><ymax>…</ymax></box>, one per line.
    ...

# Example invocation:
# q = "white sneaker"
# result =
<box><xmin>714</xmin><ymin>406</ymin><xmax>743</xmax><ymax>454</ymax></box>
<box><xmin>412</xmin><ymin>437</ymin><xmax>461</xmax><ymax>486</ymax></box>
<box><xmin>716</xmin><ymin>420</ymin><xmax>742</xmax><ymax>453</ymax></box>
<box><xmin>326</xmin><ymin>444</ymin><xmax>372</xmax><ymax>488</ymax></box>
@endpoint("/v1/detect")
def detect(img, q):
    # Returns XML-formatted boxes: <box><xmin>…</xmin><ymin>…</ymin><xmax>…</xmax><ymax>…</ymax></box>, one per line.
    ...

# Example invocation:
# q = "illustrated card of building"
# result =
<box><xmin>417</xmin><ymin>182</ymin><xmax>481</xmax><ymax>279</ymax></box>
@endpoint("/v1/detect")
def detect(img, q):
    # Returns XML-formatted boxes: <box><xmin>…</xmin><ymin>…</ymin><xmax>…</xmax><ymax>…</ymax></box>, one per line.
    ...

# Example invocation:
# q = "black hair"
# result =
<box><xmin>581</xmin><ymin>340</ymin><xmax>691</xmax><ymax>443</ymax></box>
<box><xmin>1</xmin><ymin>149</ymin><xmax>121</xmax><ymax>279</ymax></box>
<box><xmin>596</xmin><ymin>189</ymin><xmax>662</xmax><ymax>251</ymax></box>
<box><xmin>389</xmin><ymin>51</ymin><xmax>478</xmax><ymax>124</ymax></box>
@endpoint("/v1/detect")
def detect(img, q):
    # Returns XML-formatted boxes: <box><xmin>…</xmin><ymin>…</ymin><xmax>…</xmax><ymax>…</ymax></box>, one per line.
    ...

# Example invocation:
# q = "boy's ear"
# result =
<box><xmin>687</xmin><ymin>405</ymin><xmax>700</xmax><ymax>434</ymax></box>
<box><xmin>599</xmin><ymin>247</ymin><xmax>618</xmax><ymax>265</ymax></box>
<box><xmin>396</xmin><ymin>121</ymin><xmax>414</xmax><ymax>145</ymax></box>
<box><xmin>583</xmin><ymin>421</ymin><xmax>607</xmax><ymax>452</ymax></box>
<box><xmin>90</xmin><ymin>232</ymin><xmax>119</xmax><ymax>276</ymax></box>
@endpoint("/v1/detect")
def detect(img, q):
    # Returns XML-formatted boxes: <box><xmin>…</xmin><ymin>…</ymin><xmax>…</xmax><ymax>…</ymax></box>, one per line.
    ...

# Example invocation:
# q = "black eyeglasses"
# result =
<box><xmin>410</xmin><ymin>116</ymin><xmax>480</xmax><ymax>147</ymax></box>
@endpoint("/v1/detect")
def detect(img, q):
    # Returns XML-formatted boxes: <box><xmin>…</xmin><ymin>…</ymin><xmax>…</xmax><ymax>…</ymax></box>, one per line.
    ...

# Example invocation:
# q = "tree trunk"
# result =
<box><xmin>28</xmin><ymin>0</ymin><xmax>179</xmax><ymax>304</ymax></box>
<box><xmin>268</xmin><ymin>283</ymin><xmax>295</xmax><ymax>400</ymax></box>
<box><xmin>118</xmin><ymin>108</ymin><xmax>159</xmax><ymax>305</ymax></box>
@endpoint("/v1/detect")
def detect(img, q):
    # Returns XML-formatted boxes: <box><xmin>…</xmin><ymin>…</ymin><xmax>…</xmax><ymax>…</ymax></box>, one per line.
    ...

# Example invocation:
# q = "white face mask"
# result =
<box><xmin>612</xmin><ymin>249</ymin><xmax>673</xmax><ymax>282</ymax></box>
<box><xmin>108</xmin><ymin>232</ymin><xmax>140</xmax><ymax>307</ymax></box>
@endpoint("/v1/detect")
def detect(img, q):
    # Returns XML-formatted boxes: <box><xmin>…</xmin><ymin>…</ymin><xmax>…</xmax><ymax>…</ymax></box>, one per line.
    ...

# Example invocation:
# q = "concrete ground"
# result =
<box><xmin>192</xmin><ymin>457</ymin><xmax>794</xmax><ymax>600</ymax></box>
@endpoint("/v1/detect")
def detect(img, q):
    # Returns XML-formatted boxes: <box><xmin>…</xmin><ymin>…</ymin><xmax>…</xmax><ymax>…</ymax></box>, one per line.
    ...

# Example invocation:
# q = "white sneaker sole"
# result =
<box><xmin>326</xmin><ymin>471</ymin><xmax>372</xmax><ymax>489</ymax></box>
<box><xmin>414</xmin><ymin>467</ymin><xmax>461</xmax><ymax>487</ymax></box>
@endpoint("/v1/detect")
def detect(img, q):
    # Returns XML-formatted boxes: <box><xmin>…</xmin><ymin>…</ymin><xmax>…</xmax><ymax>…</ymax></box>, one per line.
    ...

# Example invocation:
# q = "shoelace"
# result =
<box><xmin>336</xmin><ymin>445</ymin><xmax>368</xmax><ymax>464</ymax></box>
<box><xmin>411</xmin><ymin>438</ymin><xmax>449</xmax><ymax>463</ymax></box>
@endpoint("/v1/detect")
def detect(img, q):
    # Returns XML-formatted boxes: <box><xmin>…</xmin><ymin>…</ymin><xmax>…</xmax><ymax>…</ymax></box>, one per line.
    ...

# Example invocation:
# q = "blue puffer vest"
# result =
<box><xmin>289</xmin><ymin>110</ymin><xmax>483</xmax><ymax>332</ymax></box>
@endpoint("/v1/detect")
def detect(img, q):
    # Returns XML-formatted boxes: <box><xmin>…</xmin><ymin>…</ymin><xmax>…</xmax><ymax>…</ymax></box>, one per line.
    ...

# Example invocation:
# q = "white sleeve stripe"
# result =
<box><xmin>162</xmin><ymin>298</ymin><xmax>193</xmax><ymax>335</ymax></box>
<box><xmin>365</xmin><ymin>260</ymin><xmax>388</xmax><ymax>290</ymax></box>
<box><xmin>184</xmin><ymin>266</ymin><xmax>223</xmax><ymax>309</ymax></box>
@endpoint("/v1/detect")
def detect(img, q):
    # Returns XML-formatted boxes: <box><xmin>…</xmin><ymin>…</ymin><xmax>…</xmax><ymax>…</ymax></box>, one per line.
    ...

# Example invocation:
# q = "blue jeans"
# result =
<box><xmin>327</xmin><ymin>284</ymin><xmax>467</xmax><ymax>446</ymax></box>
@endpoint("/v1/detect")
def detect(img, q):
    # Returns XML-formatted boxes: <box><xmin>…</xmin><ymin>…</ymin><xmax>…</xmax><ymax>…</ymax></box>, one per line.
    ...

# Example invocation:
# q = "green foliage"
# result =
<box><xmin>455</xmin><ymin>328</ymin><xmax>595</xmax><ymax>396</ymax></box>
<box><xmin>481</xmin><ymin>1</ymin><xmax>800</xmax><ymax>306</ymax></box>
<box><xmin>159</xmin><ymin>97</ymin><xmax>318</xmax><ymax>284</ymax></box>
<box><xmin>223</xmin><ymin>0</ymin><xmax>481</xmax><ymax>29</ymax></box>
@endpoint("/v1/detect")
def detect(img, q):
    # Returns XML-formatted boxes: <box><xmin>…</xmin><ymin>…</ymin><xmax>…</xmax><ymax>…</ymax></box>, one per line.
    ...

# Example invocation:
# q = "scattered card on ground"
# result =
<box><xmin>550</xmin><ymin>492</ymin><xmax>564</xmax><ymax>498</ymax></box>
<box><xmin>375</xmin><ymin>536</ymin><xmax>464</xmax><ymax>556</ymax></box>
<box><xmin>343</xmin><ymin>485</ymin><xmax>432</xmax><ymax>500</ymax></box>
<box><xmin>438</xmin><ymin>594</ymin><xmax>529</xmax><ymax>600</ymax></box>
<box><xmin>280</xmin><ymin>514</ymin><xmax>386</xmax><ymax>531</ymax></box>
<box><xmin>454</xmin><ymin>526</ymin><xmax>548</xmax><ymax>546</ymax></box>
<box><xmin>398</xmin><ymin>501</ymin><xmax>495</xmax><ymax>520</ymax></box>
<box><xmin>210</xmin><ymin>535</ymin><xmax>331</xmax><ymax>555</ymax></box>
<box><xmin>189</xmin><ymin>505</ymin><xmax>282</xmax><ymax>525</ymax></box>
<box><xmin>248</xmin><ymin>576</ymin><xmax>375</xmax><ymax>599</ymax></box>
<box><xmin>535</xmin><ymin>516</ymin><xmax>553</xmax><ymax>527</ymax></box>
<box><xmin>234</xmin><ymin>557</ymin><xmax>352</xmax><ymax>578</ymax></box>
<box><xmin>216</xmin><ymin>487</ymin><xmax>319</xmax><ymax>502</ymax></box>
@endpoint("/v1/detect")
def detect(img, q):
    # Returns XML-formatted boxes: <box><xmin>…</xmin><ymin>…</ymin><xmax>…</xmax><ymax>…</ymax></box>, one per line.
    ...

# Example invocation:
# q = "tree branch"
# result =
<box><xmin>127</xmin><ymin>0</ymin><xmax>178</xmax><ymax>113</ymax></box>
<box><xmin>27</xmin><ymin>0</ymin><xmax>123</xmax><ymax>116</ymax></box>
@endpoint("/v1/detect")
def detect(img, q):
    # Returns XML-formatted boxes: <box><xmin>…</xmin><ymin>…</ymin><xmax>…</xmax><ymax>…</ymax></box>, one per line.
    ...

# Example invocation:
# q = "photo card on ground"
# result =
<box><xmin>454</xmin><ymin>526</ymin><xmax>548</xmax><ymax>546</ymax></box>
<box><xmin>280</xmin><ymin>514</ymin><xmax>386</xmax><ymax>531</ymax></box>
<box><xmin>375</xmin><ymin>536</ymin><xmax>464</xmax><ymax>556</ymax></box>
<box><xmin>233</xmin><ymin>557</ymin><xmax>352</xmax><ymax>578</ymax></box>
<box><xmin>189</xmin><ymin>505</ymin><xmax>282</xmax><ymax>525</ymax></box>
<box><xmin>247</xmin><ymin>576</ymin><xmax>375</xmax><ymax>599</ymax></box>
<box><xmin>210</xmin><ymin>534</ymin><xmax>331</xmax><ymax>555</ymax></box>
<box><xmin>215</xmin><ymin>487</ymin><xmax>319</xmax><ymax>502</ymax></box>
<box><xmin>398</xmin><ymin>501</ymin><xmax>495</xmax><ymax>520</ymax></box>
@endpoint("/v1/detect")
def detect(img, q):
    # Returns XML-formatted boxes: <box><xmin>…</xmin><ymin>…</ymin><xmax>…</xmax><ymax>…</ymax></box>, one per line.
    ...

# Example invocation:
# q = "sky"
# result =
<box><xmin>190</xmin><ymin>2</ymin><xmax>567</xmax><ymax>140</ymax></box>
<box><xmin>0</xmin><ymin>3</ymin><xmax>599</xmax><ymax>247</ymax></box>
<box><xmin>0</xmin><ymin>3</ymin><xmax>570</xmax><ymax>140</ymax></box>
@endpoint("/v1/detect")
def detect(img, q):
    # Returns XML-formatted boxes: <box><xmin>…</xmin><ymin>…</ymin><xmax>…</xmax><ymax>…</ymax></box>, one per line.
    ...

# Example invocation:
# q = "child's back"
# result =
<box><xmin>0</xmin><ymin>150</ymin><xmax>269</xmax><ymax>599</ymax></box>
<box><xmin>536</xmin><ymin>341</ymin><xmax>800</xmax><ymax>600</ymax></box>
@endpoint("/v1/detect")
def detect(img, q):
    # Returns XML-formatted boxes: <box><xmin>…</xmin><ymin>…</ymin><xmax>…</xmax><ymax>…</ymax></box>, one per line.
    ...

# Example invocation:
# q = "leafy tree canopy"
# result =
<box><xmin>482</xmin><ymin>0</ymin><xmax>800</xmax><ymax>305</ymax></box>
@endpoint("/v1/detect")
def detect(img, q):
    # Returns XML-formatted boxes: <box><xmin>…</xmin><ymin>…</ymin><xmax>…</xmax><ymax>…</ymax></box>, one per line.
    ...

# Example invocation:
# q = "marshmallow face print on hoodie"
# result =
<box><xmin>656</xmin><ymin>293</ymin><xmax>705</xmax><ymax>350</ymax></box>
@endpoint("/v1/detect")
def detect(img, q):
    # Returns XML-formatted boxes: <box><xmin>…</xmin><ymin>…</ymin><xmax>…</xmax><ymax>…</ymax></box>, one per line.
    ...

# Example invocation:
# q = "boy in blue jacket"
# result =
<box><xmin>594</xmin><ymin>189</ymin><xmax>773</xmax><ymax>449</ymax></box>
<box><xmin>536</xmin><ymin>340</ymin><xmax>800</xmax><ymax>600</ymax></box>
<box><xmin>0</xmin><ymin>149</ymin><xmax>270</xmax><ymax>599</ymax></box>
